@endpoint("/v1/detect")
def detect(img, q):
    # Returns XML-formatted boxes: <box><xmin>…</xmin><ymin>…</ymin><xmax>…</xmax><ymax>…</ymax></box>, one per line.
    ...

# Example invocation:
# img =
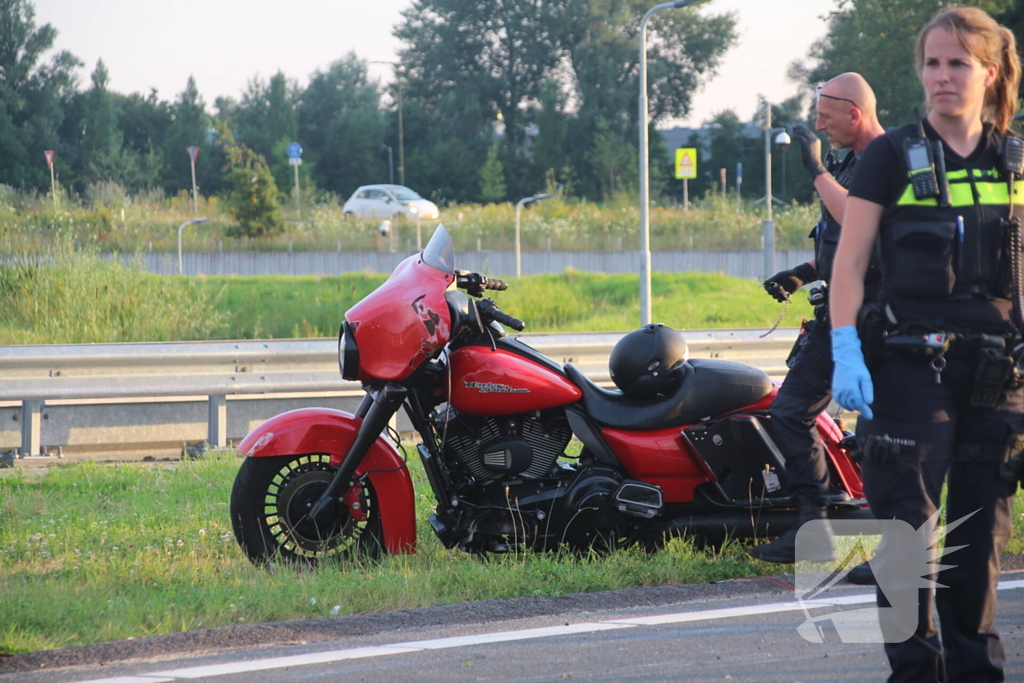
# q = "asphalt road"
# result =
<box><xmin>4</xmin><ymin>571</ymin><xmax>1023</xmax><ymax>683</ymax></box>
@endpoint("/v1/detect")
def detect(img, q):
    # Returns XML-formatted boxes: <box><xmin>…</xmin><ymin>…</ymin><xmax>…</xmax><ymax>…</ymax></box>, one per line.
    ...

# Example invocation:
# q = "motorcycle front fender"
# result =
<box><xmin>238</xmin><ymin>407</ymin><xmax>416</xmax><ymax>554</ymax></box>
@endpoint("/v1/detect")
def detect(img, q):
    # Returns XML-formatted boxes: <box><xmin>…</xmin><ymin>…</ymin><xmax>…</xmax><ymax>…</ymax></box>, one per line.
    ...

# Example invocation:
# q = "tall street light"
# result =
<box><xmin>370</xmin><ymin>61</ymin><xmax>405</xmax><ymax>186</ymax></box>
<box><xmin>639</xmin><ymin>0</ymin><xmax>708</xmax><ymax>326</ymax></box>
<box><xmin>177</xmin><ymin>217</ymin><xmax>209</xmax><ymax>275</ymax></box>
<box><xmin>515</xmin><ymin>193</ymin><xmax>554</xmax><ymax>278</ymax></box>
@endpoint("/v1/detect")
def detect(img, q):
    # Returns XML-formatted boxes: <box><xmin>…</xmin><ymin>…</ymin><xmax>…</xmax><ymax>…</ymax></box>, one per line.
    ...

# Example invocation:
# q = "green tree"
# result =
<box><xmin>585</xmin><ymin>117</ymin><xmax>637</xmax><ymax>199</ymax></box>
<box><xmin>77</xmin><ymin>60</ymin><xmax>125</xmax><ymax>188</ymax></box>
<box><xmin>298</xmin><ymin>53</ymin><xmax>385</xmax><ymax>198</ymax></box>
<box><xmin>163</xmin><ymin>76</ymin><xmax>220</xmax><ymax>196</ymax></box>
<box><xmin>478</xmin><ymin>141</ymin><xmax>507</xmax><ymax>202</ymax></box>
<box><xmin>236</xmin><ymin>71</ymin><xmax>300</xmax><ymax>192</ymax></box>
<box><xmin>797</xmin><ymin>0</ymin><xmax>1013</xmax><ymax>127</ymax></box>
<box><xmin>221</xmin><ymin>126</ymin><xmax>285</xmax><ymax>238</ymax></box>
<box><xmin>0</xmin><ymin>0</ymin><xmax>81</xmax><ymax>190</ymax></box>
<box><xmin>396</xmin><ymin>0</ymin><xmax>562</xmax><ymax>157</ymax></box>
<box><xmin>117</xmin><ymin>88</ymin><xmax>172</xmax><ymax>192</ymax></box>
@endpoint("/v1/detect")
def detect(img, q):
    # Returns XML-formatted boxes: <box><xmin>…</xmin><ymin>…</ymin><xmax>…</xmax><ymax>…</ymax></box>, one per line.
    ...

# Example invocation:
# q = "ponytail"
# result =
<box><xmin>991</xmin><ymin>26</ymin><xmax>1021</xmax><ymax>132</ymax></box>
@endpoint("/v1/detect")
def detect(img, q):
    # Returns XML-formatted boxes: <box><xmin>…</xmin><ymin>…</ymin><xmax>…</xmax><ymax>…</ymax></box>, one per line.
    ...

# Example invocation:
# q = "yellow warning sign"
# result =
<box><xmin>675</xmin><ymin>148</ymin><xmax>697</xmax><ymax>180</ymax></box>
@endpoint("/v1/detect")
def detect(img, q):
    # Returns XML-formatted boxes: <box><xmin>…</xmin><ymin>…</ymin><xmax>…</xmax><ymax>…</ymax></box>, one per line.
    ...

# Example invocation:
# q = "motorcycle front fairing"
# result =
<box><xmin>345</xmin><ymin>228</ymin><xmax>456</xmax><ymax>382</ymax></box>
<box><xmin>238</xmin><ymin>408</ymin><xmax>416</xmax><ymax>554</ymax></box>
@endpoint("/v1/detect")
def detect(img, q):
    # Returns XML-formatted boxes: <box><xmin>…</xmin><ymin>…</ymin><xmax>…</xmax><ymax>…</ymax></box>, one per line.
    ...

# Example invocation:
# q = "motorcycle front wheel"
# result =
<box><xmin>230</xmin><ymin>453</ymin><xmax>383</xmax><ymax>566</ymax></box>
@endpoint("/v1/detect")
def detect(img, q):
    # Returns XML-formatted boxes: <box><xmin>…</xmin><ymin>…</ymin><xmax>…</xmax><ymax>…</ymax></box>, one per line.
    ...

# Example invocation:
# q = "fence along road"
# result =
<box><xmin>100</xmin><ymin>249</ymin><xmax>816</xmax><ymax>279</ymax></box>
<box><xmin>0</xmin><ymin>328</ymin><xmax>797</xmax><ymax>464</ymax></box>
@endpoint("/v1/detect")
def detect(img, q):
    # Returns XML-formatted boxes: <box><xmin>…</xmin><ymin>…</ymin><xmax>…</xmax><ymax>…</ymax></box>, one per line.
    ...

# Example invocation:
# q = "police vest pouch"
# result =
<box><xmin>970</xmin><ymin>346</ymin><xmax>1015</xmax><ymax>408</ymax></box>
<box><xmin>815</xmin><ymin>222</ymin><xmax>841</xmax><ymax>284</ymax></box>
<box><xmin>887</xmin><ymin>220</ymin><xmax>957</xmax><ymax>298</ymax></box>
<box><xmin>856</xmin><ymin>302</ymin><xmax>888</xmax><ymax>369</ymax></box>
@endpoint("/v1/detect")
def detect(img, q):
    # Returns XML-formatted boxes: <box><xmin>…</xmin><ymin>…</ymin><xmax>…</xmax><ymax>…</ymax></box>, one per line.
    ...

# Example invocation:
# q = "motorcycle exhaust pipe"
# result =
<box><xmin>662</xmin><ymin>510</ymin><xmax>800</xmax><ymax>544</ymax></box>
<box><xmin>308</xmin><ymin>383</ymin><xmax>407</xmax><ymax>523</ymax></box>
<box><xmin>661</xmin><ymin>504</ymin><xmax>873</xmax><ymax>544</ymax></box>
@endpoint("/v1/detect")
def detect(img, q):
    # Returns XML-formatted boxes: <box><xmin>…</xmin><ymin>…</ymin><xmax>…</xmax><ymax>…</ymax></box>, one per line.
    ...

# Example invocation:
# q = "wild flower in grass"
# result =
<box><xmin>309</xmin><ymin>597</ymin><xmax>317</xmax><ymax>606</ymax></box>
<box><xmin>198</xmin><ymin>528</ymin><xmax>207</xmax><ymax>537</ymax></box>
<box><xmin>330</xmin><ymin>605</ymin><xmax>342</xmax><ymax>616</ymax></box>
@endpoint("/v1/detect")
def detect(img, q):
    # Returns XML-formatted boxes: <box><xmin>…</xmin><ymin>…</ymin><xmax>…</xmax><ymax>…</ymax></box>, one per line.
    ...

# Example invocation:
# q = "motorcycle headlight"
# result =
<box><xmin>338</xmin><ymin>321</ymin><xmax>360</xmax><ymax>380</ymax></box>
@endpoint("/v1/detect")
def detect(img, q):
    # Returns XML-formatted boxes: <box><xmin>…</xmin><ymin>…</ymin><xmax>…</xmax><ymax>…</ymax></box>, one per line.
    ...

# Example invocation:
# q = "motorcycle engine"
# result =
<box><xmin>437</xmin><ymin>408</ymin><xmax>572</xmax><ymax>483</ymax></box>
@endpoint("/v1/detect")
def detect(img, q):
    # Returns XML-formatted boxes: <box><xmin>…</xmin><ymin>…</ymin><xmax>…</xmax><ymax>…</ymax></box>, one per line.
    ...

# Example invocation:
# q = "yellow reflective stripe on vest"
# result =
<box><xmin>895</xmin><ymin>176</ymin><xmax>1024</xmax><ymax>206</ymax></box>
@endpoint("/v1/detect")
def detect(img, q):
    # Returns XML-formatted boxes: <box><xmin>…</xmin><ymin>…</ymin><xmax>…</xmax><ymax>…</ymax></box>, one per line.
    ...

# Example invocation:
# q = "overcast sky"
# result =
<box><xmin>34</xmin><ymin>0</ymin><xmax>838</xmax><ymax>128</ymax></box>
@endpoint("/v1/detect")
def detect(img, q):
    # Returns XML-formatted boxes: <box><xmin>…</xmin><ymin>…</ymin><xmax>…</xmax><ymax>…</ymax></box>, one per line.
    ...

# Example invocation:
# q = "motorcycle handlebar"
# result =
<box><xmin>456</xmin><ymin>271</ymin><xmax>509</xmax><ymax>298</ymax></box>
<box><xmin>477</xmin><ymin>298</ymin><xmax>526</xmax><ymax>332</ymax></box>
<box><xmin>485</xmin><ymin>278</ymin><xmax>508</xmax><ymax>291</ymax></box>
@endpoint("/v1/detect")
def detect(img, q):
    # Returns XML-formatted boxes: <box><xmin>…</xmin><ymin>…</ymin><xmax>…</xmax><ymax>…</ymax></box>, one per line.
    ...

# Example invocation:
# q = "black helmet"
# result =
<box><xmin>609</xmin><ymin>323</ymin><xmax>689</xmax><ymax>399</ymax></box>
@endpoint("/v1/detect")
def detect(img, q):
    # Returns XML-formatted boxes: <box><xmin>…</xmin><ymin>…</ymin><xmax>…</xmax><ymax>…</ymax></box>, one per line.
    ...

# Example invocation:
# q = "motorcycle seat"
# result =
<box><xmin>564</xmin><ymin>359</ymin><xmax>773</xmax><ymax>430</ymax></box>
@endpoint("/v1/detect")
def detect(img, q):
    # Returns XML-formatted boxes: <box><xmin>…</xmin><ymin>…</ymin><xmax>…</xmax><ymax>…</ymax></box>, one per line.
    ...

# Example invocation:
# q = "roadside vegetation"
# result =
<box><xmin>0</xmin><ymin>238</ymin><xmax>226</xmax><ymax>345</ymax></box>
<box><xmin>0</xmin><ymin>453</ymin><xmax>762</xmax><ymax>654</ymax></box>
<box><xmin>205</xmin><ymin>268</ymin><xmax>813</xmax><ymax>341</ymax></box>
<box><xmin>0</xmin><ymin>186</ymin><xmax>819</xmax><ymax>254</ymax></box>
<box><xmin>0</xmin><ymin>244</ymin><xmax>812</xmax><ymax>345</ymax></box>
<box><xmin>2</xmin><ymin>454</ymin><xmax>1021</xmax><ymax>654</ymax></box>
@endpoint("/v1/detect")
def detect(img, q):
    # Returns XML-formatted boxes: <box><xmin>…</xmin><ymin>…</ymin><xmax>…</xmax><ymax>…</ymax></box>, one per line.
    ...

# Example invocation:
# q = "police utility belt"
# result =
<box><xmin>860</xmin><ymin>307</ymin><xmax>1024</xmax><ymax>409</ymax></box>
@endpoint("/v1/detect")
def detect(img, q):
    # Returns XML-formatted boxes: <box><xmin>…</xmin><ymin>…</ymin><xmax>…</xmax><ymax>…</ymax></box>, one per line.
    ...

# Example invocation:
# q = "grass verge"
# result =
<box><xmin>2</xmin><ymin>453</ymin><xmax>1021</xmax><ymax>655</ymax></box>
<box><xmin>0</xmin><ymin>453</ymin><xmax>771</xmax><ymax>655</ymax></box>
<box><xmin>204</xmin><ymin>270</ymin><xmax>814</xmax><ymax>340</ymax></box>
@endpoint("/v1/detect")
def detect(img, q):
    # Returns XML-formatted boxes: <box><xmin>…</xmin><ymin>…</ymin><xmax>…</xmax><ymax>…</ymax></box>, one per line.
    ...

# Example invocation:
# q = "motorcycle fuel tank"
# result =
<box><xmin>448</xmin><ymin>346</ymin><xmax>582</xmax><ymax>415</ymax></box>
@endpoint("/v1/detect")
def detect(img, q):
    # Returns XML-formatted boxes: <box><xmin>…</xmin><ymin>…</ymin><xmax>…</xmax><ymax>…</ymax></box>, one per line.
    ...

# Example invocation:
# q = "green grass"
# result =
<box><xmin>0</xmin><ymin>453</ymin><xmax>771</xmax><ymax>655</ymax></box>
<box><xmin>0</xmin><ymin>240</ymin><xmax>226</xmax><ymax>345</ymax></box>
<box><xmin>204</xmin><ymin>270</ymin><xmax>813</xmax><ymax>340</ymax></box>
<box><xmin>0</xmin><ymin>184</ymin><xmax>819</xmax><ymax>254</ymax></box>
<box><xmin>4</xmin><ymin>454</ymin><xmax>1020</xmax><ymax>655</ymax></box>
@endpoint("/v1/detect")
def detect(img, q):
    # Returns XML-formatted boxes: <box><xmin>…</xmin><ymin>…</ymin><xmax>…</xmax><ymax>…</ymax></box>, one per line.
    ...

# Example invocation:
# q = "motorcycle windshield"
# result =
<box><xmin>422</xmin><ymin>223</ymin><xmax>455</xmax><ymax>274</ymax></box>
<box><xmin>344</xmin><ymin>225</ymin><xmax>455</xmax><ymax>381</ymax></box>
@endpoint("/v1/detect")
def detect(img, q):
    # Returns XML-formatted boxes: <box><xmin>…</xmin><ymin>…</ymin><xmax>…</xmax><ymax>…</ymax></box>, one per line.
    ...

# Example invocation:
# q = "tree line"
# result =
<box><xmin>0</xmin><ymin>0</ymin><xmax>737</xmax><ymax>214</ymax></box>
<box><xmin>5</xmin><ymin>0</ymin><xmax>1023</xmax><ymax>221</ymax></box>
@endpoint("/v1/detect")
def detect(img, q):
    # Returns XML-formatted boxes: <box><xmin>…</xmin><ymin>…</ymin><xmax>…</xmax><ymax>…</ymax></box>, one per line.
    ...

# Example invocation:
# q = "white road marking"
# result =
<box><xmin>76</xmin><ymin>579</ymin><xmax>1024</xmax><ymax>683</ymax></box>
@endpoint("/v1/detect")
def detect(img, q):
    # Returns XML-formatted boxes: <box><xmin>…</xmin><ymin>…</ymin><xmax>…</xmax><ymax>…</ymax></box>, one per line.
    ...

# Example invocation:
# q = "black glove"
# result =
<box><xmin>791</xmin><ymin>125</ymin><xmax>826</xmax><ymax>180</ymax></box>
<box><xmin>763</xmin><ymin>262</ymin><xmax>817</xmax><ymax>303</ymax></box>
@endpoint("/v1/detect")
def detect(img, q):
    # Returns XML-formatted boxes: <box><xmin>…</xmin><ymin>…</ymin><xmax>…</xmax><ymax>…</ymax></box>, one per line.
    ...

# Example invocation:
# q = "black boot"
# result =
<box><xmin>845</xmin><ymin>561</ymin><xmax>876</xmax><ymax>585</ymax></box>
<box><xmin>749</xmin><ymin>496</ymin><xmax>836</xmax><ymax>564</ymax></box>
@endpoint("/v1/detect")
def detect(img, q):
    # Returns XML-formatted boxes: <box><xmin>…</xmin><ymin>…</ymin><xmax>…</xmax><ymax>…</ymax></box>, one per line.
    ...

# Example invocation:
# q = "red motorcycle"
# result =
<box><xmin>230</xmin><ymin>225</ymin><xmax>868</xmax><ymax>564</ymax></box>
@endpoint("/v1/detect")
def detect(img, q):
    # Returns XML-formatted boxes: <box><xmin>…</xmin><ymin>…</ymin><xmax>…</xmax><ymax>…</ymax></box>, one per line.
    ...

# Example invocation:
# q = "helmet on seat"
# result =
<box><xmin>608</xmin><ymin>323</ymin><xmax>689</xmax><ymax>399</ymax></box>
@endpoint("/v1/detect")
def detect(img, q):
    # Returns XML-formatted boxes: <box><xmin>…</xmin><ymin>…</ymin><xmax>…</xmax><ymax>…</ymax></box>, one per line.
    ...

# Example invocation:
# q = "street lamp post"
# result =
<box><xmin>515</xmin><ymin>194</ymin><xmax>554</xmax><ymax>278</ymax></box>
<box><xmin>177</xmin><ymin>217</ymin><xmax>209</xmax><ymax>275</ymax></box>
<box><xmin>370</xmin><ymin>61</ymin><xmax>405</xmax><ymax>186</ymax></box>
<box><xmin>639</xmin><ymin>0</ymin><xmax>707</xmax><ymax>326</ymax></box>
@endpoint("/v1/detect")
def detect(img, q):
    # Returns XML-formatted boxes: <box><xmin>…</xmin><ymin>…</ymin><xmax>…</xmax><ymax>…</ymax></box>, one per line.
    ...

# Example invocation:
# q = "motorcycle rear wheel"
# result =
<box><xmin>231</xmin><ymin>453</ymin><xmax>383</xmax><ymax>566</ymax></box>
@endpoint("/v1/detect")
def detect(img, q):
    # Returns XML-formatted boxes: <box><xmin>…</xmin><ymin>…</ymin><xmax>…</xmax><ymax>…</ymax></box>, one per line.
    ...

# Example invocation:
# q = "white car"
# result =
<box><xmin>342</xmin><ymin>185</ymin><xmax>439</xmax><ymax>221</ymax></box>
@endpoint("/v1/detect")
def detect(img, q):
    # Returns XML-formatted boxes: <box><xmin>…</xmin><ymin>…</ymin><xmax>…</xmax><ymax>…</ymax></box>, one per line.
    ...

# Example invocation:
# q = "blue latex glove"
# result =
<box><xmin>831</xmin><ymin>326</ymin><xmax>874</xmax><ymax>420</ymax></box>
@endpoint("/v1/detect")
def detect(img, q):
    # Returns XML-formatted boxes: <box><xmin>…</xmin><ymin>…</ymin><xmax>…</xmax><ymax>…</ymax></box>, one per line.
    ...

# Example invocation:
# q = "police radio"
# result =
<box><xmin>999</xmin><ymin>135</ymin><xmax>1024</xmax><ymax>177</ymax></box>
<box><xmin>904</xmin><ymin>137</ymin><xmax>940</xmax><ymax>200</ymax></box>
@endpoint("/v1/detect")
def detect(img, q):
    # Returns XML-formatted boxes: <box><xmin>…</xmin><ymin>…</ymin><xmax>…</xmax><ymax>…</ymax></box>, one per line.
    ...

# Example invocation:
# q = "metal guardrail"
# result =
<box><xmin>0</xmin><ymin>328</ymin><xmax>798</xmax><ymax>460</ymax></box>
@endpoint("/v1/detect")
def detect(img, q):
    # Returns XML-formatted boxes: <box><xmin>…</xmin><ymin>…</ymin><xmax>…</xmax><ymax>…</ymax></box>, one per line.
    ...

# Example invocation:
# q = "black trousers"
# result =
<box><xmin>769</xmin><ymin>315</ymin><xmax>832</xmax><ymax>506</ymax></box>
<box><xmin>858</xmin><ymin>354</ymin><xmax>1019</xmax><ymax>683</ymax></box>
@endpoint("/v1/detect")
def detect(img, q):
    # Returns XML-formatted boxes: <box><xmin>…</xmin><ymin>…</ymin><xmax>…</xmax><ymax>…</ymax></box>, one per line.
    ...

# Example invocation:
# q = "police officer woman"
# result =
<box><xmin>830</xmin><ymin>7</ymin><xmax>1022</xmax><ymax>682</ymax></box>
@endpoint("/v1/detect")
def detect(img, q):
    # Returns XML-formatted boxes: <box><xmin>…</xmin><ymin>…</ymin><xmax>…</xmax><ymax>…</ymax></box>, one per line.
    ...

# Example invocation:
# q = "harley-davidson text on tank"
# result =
<box><xmin>463</xmin><ymin>381</ymin><xmax>530</xmax><ymax>394</ymax></box>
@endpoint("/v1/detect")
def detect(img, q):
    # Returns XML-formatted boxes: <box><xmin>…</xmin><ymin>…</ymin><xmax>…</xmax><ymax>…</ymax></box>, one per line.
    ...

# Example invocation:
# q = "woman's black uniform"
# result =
<box><xmin>848</xmin><ymin>119</ymin><xmax>1021</xmax><ymax>683</ymax></box>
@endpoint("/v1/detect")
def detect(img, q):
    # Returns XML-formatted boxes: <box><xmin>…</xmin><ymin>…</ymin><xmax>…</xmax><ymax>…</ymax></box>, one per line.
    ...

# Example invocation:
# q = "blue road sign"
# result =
<box><xmin>287</xmin><ymin>142</ymin><xmax>302</xmax><ymax>159</ymax></box>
